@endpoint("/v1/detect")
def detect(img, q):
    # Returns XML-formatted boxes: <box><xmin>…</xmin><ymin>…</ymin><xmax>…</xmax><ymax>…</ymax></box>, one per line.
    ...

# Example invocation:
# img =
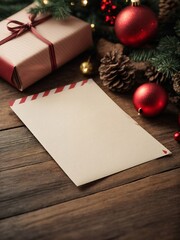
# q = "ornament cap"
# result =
<box><xmin>138</xmin><ymin>108</ymin><xmax>143</xmax><ymax>115</ymax></box>
<box><xmin>131</xmin><ymin>0</ymin><xmax>141</xmax><ymax>6</ymax></box>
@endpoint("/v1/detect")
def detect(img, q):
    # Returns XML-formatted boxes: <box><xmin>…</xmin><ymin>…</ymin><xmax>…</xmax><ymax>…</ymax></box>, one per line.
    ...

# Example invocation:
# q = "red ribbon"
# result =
<box><xmin>0</xmin><ymin>15</ymin><xmax>57</xmax><ymax>71</ymax></box>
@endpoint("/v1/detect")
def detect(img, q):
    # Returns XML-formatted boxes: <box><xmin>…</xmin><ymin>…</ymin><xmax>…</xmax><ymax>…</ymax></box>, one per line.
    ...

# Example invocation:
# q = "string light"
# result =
<box><xmin>42</xmin><ymin>0</ymin><xmax>49</xmax><ymax>5</ymax></box>
<box><xmin>81</xmin><ymin>0</ymin><xmax>88</xmax><ymax>7</ymax></box>
<box><xmin>91</xmin><ymin>23</ymin><xmax>95</xmax><ymax>29</ymax></box>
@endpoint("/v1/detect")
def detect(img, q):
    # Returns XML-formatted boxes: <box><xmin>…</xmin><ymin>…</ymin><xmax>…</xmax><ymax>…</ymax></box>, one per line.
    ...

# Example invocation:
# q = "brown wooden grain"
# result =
<box><xmin>0</xmin><ymin>53</ymin><xmax>179</xmax><ymax>239</ymax></box>
<box><xmin>1</xmin><ymin>169</ymin><xmax>180</xmax><ymax>240</ymax></box>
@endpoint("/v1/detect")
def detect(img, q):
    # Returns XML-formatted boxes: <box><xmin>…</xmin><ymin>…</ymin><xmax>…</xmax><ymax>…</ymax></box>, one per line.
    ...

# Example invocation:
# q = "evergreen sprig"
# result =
<box><xmin>29</xmin><ymin>0</ymin><xmax>71</xmax><ymax>19</ymax></box>
<box><xmin>129</xmin><ymin>48</ymin><xmax>156</xmax><ymax>62</ymax></box>
<box><xmin>150</xmin><ymin>54</ymin><xmax>180</xmax><ymax>79</ymax></box>
<box><xmin>146</xmin><ymin>35</ymin><xmax>180</xmax><ymax>79</ymax></box>
<box><xmin>157</xmin><ymin>36</ymin><xmax>180</xmax><ymax>56</ymax></box>
<box><xmin>0</xmin><ymin>0</ymin><xmax>32</xmax><ymax>20</ymax></box>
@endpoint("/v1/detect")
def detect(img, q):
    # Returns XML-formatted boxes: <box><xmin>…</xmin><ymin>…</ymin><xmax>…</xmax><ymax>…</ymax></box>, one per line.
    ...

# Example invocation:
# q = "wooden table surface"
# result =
<box><xmin>0</xmin><ymin>53</ymin><xmax>180</xmax><ymax>240</ymax></box>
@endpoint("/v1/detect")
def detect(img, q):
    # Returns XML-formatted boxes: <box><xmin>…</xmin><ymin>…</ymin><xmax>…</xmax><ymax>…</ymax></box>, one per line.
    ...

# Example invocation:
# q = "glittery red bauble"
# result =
<box><xmin>174</xmin><ymin>132</ymin><xmax>180</xmax><ymax>142</ymax></box>
<box><xmin>114</xmin><ymin>6</ymin><xmax>158</xmax><ymax>47</ymax></box>
<box><xmin>133</xmin><ymin>83</ymin><xmax>168</xmax><ymax>117</ymax></box>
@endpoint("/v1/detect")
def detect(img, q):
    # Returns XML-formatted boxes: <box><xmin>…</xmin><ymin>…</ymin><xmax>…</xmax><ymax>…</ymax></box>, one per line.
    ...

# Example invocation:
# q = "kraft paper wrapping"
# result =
<box><xmin>0</xmin><ymin>5</ymin><xmax>93</xmax><ymax>91</ymax></box>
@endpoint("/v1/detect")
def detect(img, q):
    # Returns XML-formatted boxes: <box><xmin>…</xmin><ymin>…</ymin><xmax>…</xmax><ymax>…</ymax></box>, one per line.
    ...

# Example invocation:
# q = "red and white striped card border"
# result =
<box><xmin>10</xmin><ymin>79</ymin><xmax>90</xmax><ymax>107</ymax></box>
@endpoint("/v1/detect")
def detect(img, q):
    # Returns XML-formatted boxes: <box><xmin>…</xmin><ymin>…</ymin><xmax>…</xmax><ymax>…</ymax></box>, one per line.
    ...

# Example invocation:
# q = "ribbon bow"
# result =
<box><xmin>7</xmin><ymin>15</ymin><xmax>41</xmax><ymax>36</ymax></box>
<box><xmin>0</xmin><ymin>15</ymin><xmax>57</xmax><ymax>71</ymax></box>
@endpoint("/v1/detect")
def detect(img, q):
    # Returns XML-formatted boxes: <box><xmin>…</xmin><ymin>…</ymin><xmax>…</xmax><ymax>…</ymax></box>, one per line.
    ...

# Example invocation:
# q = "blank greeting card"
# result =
<box><xmin>10</xmin><ymin>79</ymin><xmax>171</xmax><ymax>186</ymax></box>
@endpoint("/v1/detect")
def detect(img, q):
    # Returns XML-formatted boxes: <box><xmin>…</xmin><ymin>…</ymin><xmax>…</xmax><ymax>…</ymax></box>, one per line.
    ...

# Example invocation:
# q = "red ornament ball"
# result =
<box><xmin>133</xmin><ymin>83</ymin><xmax>168</xmax><ymax>117</ymax></box>
<box><xmin>114</xmin><ymin>5</ymin><xmax>158</xmax><ymax>47</ymax></box>
<box><xmin>174</xmin><ymin>132</ymin><xmax>180</xmax><ymax>142</ymax></box>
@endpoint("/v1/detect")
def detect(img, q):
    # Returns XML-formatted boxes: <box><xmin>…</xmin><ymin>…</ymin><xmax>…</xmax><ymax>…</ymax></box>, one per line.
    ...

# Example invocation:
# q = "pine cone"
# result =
<box><xmin>159</xmin><ymin>0</ymin><xmax>179</xmax><ymax>23</ymax></box>
<box><xmin>172</xmin><ymin>72</ymin><xmax>180</xmax><ymax>94</ymax></box>
<box><xmin>169</xmin><ymin>96</ymin><xmax>180</xmax><ymax>108</ymax></box>
<box><xmin>99</xmin><ymin>50</ymin><xmax>135</xmax><ymax>93</ymax></box>
<box><xmin>97</xmin><ymin>38</ymin><xmax>124</xmax><ymax>58</ymax></box>
<box><xmin>145</xmin><ymin>65</ymin><xmax>167</xmax><ymax>84</ymax></box>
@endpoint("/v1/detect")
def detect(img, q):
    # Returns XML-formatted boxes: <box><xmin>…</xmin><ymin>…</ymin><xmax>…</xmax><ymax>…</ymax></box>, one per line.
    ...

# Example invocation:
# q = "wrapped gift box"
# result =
<box><xmin>0</xmin><ymin>5</ymin><xmax>93</xmax><ymax>91</ymax></box>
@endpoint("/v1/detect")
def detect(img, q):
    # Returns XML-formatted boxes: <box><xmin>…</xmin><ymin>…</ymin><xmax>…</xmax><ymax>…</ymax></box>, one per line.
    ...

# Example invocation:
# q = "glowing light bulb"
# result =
<box><xmin>43</xmin><ymin>0</ymin><xmax>49</xmax><ymax>5</ymax></box>
<box><xmin>91</xmin><ymin>23</ymin><xmax>95</xmax><ymax>29</ymax></box>
<box><xmin>81</xmin><ymin>0</ymin><xmax>88</xmax><ymax>7</ymax></box>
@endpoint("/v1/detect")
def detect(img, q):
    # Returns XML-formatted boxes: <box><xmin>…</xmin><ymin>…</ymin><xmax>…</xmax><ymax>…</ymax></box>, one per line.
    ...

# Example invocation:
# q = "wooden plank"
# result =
<box><xmin>0</xmin><ymin>86</ymin><xmax>23</xmax><ymax>130</ymax></box>
<box><xmin>1</xmin><ymin>168</ymin><xmax>180</xmax><ymax>240</ymax></box>
<box><xmin>1</xmin><ymin>122</ymin><xmax>179</xmax><ymax>219</ymax></box>
<box><xmin>0</xmin><ymin>44</ymin><xmax>179</xmax><ymax>240</ymax></box>
<box><xmin>0</xmin><ymin>127</ymin><xmax>47</xmax><ymax>172</ymax></box>
<box><xmin>0</xmin><ymin>125</ymin><xmax>179</xmax><ymax>219</ymax></box>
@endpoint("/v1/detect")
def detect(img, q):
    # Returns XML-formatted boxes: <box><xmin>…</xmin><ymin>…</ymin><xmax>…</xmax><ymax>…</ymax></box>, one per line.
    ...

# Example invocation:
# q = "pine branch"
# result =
<box><xmin>0</xmin><ymin>0</ymin><xmax>31</xmax><ymax>3</ymax></box>
<box><xmin>29</xmin><ymin>0</ymin><xmax>71</xmax><ymax>19</ymax></box>
<box><xmin>157</xmin><ymin>36</ymin><xmax>180</xmax><ymax>56</ymax></box>
<box><xmin>150</xmin><ymin>53</ymin><xmax>180</xmax><ymax>78</ymax></box>
<box><xmin>129</xmin><ymin>48</ymin><xmax>157</xmax><ymax>62</ymax></box>
<box><xmin>0</xmin><ymin>2</ymin><xmax>32</xmax><ymax>20</ymax></box>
